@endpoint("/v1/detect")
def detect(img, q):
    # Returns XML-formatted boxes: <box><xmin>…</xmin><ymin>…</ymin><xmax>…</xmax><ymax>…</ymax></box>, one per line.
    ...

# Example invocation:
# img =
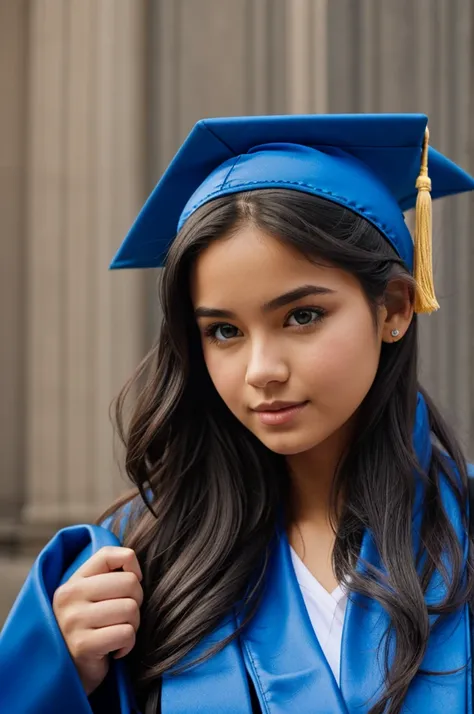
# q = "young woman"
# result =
<box><xmin>2</xmin><ymin>114</ymin><xmax>474</xmax><ymax>714</ymax></box>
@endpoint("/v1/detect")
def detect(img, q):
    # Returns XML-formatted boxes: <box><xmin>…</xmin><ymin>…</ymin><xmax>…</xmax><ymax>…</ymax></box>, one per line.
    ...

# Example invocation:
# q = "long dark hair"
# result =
<box><xmin>100</xmin><ymin>189</ymin><xmax>473</xmax><ymax>714</ymax></box>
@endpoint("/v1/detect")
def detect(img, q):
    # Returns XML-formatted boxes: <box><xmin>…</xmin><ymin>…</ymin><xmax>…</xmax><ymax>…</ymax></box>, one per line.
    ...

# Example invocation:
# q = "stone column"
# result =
<box><xmin>21</xmin><ymin>0</ymin><xmax>148</xmax><ymax>542</ymax></box>
<box><xmin>0</xmin><ymin>0</ymin><xmax>28</xmax><ymax>541</ymax></box>
<box><xmin>285</xmin><ymin>0</ymin><xmax>328</xmax><ymax>114</ymax></box>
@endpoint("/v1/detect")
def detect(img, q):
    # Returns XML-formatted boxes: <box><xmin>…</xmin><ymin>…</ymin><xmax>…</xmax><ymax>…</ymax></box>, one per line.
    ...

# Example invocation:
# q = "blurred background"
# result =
<box><xmin>1</xmin><ymin>0</ymin><xmax>473</xmax><ymax>623</ymax></box>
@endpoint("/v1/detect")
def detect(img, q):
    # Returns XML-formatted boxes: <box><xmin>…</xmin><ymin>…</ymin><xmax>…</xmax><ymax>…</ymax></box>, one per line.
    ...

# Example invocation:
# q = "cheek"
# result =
<box><xmin>302</xmin><ymin>314</ymin><xmax>381</xmax><ymax>407</ymax></box>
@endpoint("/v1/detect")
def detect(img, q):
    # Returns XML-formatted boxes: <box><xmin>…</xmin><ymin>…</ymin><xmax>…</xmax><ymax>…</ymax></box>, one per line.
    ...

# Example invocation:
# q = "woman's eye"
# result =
<box><xmin>286</xmin><ymin>308</ymin><xmax>325</xmax><ymax>327</ymax></box>
<box><xmin>206</xmin><ymin>323</ymin><xmax>241</xmax><ymax>342</ymax></box>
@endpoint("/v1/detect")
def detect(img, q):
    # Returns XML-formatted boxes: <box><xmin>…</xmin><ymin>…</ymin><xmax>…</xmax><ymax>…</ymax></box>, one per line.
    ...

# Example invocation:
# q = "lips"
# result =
<box><xmin>252</xmin><ymin>401</ymin><xmax>309</xmax><ymax>426</ymax></box>
<box><xmin>253</xmin><ymin>401</ymin><xmax>306</xmax><ymax>412</ymax></box>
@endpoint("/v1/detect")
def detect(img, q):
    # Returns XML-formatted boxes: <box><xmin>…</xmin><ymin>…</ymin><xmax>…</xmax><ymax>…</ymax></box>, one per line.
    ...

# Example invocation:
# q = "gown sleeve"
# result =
<box><xmin>0</xmin><ymin>523</ymin><xmax>136</xmax><ymax>714</ymax></box>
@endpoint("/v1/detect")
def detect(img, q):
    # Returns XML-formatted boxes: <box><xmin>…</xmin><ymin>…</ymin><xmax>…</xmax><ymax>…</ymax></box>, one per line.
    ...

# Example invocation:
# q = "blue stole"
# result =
<box><xmin>161</xmin><ymin>393</ymin><xmax>471</xmax><ymax>713</ymax></box>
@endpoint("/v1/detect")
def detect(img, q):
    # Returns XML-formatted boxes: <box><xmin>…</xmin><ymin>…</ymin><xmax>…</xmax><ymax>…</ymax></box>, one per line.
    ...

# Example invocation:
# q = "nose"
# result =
<box><xmin>245</xmin><ymin>341</ymin><xmax>290</xmax><ymax>389</ymax></box>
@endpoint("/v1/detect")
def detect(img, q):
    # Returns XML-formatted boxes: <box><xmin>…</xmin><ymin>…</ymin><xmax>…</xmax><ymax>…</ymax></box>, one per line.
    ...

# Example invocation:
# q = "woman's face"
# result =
<box><xmin>190</xmin><ymin>224</ymin><xmax>388</xmax><ymax>457</ymax></box>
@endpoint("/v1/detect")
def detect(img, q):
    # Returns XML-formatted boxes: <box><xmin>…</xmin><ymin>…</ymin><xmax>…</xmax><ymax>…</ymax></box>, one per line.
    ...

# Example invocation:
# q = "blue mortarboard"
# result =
<box><xmin>110</xmin><ymin>114</ymin><xmax>474</xmax><ymax>313</ymax></box>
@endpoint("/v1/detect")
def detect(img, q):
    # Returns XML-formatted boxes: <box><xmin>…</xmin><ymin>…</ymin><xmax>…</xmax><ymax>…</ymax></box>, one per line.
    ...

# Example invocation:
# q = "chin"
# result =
<box><xmin>268</xmin><ymin>444</ymin><xmax>311</xmax><ymax>456</ymax></box>
<box><xmin>257</xmin><ymin>431</ymin><xmax>325</xmax><ymax>456</ymax></box>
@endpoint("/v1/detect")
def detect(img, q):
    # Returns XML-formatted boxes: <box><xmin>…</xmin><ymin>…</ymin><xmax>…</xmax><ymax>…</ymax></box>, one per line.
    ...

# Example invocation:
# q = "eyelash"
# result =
<box><xmin>203</xmin><ymin>307</ymin><xmax>328</xmax><ymax>345</ymax></box>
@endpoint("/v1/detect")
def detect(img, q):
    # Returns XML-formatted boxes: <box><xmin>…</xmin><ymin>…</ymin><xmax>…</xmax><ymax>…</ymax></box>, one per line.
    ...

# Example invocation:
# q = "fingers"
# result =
<box><xmin>63</xmin><ymin>598</ymin><xmax>141</xmax><ymax>633</ymax></box>
<box><xmin>56</xmin><ymin>571</ymin><xmax>144</xmax><ymax>609</ymax></box>
<box><xmin>70</xmin><ymin>623</ymin><xmax>137</xmax><ymax>660</ymax></box>
<box><xmin>52</xmin><ymin>546</ymin><xmax>144</xmax><ymax>693</ymax></box>
<box><xmin>70</xmin><ymin>546</ymin><xmax>143</xmax><ymax>582</ymax></box>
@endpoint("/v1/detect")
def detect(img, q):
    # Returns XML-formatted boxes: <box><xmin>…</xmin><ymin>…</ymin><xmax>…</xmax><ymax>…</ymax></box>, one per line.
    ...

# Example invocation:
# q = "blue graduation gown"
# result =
<box><xmin>0</xmin><ymin>512</ymin><xmax>471</xmax><ymax>714</ymax></box>
<box><xmin>0</xmin><ymin>397</ymin><xmax>471</xmax><ymax>713</ymax></box>
<box><xmin>160</xmin><ymin>499</ymin><xmax>471</xmax><ymax>714</ymax></box>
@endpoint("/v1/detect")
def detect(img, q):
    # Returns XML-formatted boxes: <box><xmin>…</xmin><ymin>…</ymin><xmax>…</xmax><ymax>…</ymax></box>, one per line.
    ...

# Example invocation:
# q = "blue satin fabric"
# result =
<box><xmin>0</xmin><ymin>393</ymin><xmax>470</xmax><ymax>713</ymax></box>
<box><xmin>0</xmin><ymin>524</ymin><xmax>137</xmax><ymax>714</ymax></box>
<box><xmin>161</xmin><ymin>393</ymin><xmax>471</xmax><ymax>713</ymax></box>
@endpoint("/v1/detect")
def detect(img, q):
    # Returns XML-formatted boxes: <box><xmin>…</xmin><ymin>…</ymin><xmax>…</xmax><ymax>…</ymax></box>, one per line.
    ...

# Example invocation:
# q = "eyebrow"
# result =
<box><xmin>194</xmin><ymin>284</ymin><xmax>336</xmax><ymax>320</ymax></box>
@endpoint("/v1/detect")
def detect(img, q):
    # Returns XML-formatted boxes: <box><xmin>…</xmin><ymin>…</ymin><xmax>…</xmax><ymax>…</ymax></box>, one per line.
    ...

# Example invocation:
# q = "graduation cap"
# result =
<box><xmin>110</xmin><ymin>114</ymin><xmax>474</xmax><ymax>314</ymax></box>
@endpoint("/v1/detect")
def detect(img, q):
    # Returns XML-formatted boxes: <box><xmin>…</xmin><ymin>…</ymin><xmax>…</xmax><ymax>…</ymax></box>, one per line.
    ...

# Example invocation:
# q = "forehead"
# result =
<box><xmin>190</xmin><ymin>224</ymin><xmax>360</xmax><ymax>306</ymax></box>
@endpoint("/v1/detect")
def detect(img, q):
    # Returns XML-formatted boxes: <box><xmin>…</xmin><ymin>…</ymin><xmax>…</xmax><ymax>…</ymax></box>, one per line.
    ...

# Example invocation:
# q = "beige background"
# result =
<box><xmin>1</xmin><ymin>0</ymin><xmax>473</xmax><ymax>623</ymax></box>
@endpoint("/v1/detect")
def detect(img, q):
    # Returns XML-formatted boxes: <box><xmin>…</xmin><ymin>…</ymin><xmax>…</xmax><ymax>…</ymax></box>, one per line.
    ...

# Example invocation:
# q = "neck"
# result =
<box><xmin>285</xmin><ymin>420</ymin><xmax>353</xmax><ymax>528</ymax></box>
<box><xmin>284</xmin><ymin>422</ymin><xmax>354</xmax><ymax>592</ymax></box>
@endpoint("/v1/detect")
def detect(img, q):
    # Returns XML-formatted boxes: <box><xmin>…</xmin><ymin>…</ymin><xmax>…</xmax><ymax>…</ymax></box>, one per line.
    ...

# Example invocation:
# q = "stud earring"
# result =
<box><xmin>391</xmin><ymin>329</ymin><xmax>400</xmax><ymax>338</ymax></box>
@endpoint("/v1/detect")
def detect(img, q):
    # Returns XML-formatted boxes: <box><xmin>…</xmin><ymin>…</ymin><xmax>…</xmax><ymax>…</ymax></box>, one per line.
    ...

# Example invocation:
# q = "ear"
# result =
<box><xmin>381</xmin><ymin>278</ymin><xmax>414</xmax><ymax>344</ymax></box>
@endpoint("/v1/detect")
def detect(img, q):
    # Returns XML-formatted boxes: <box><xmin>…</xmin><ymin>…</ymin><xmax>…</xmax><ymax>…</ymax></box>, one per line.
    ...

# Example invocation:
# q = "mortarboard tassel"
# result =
<box><xmin>413</xmin><ymin>127</ymin><xmax>440</xmax><ymax>314</ymax></box>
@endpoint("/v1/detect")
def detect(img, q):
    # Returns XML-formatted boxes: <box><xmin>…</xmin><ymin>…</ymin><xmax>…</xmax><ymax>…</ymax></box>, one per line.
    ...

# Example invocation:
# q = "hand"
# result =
<box><xmin>52</xmin><ymin>546</ymin><xmax>143</xmax><ymax>696</ymax></box>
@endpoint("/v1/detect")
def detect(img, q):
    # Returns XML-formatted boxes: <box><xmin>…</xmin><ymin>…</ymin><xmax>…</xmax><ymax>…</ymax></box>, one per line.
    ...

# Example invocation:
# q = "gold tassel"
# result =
<box><xmin>413</xmin><ymin>127</ymin><xmax>439</xmax><ymax>314</ymax></box>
